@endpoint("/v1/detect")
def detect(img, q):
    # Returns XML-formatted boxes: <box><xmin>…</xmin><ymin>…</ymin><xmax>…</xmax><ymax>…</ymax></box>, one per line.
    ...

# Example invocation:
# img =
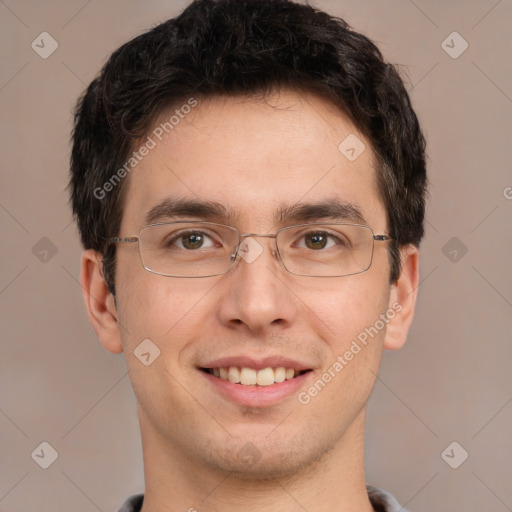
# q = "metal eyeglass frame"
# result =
<box><xmin>108</xmin><ymin>220</ymin><xmax>394</xmax><ymax>278</ymax></box>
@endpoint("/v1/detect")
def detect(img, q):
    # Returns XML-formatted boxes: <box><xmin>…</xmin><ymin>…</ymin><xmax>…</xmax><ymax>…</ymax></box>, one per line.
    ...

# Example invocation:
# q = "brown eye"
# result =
<box><xmin>181</xmin><ymin>232</ymin><xmax>205</xmax><ymax>250</ymax></box>
<box><xmin>165</xmin><ymin>230</ymin><xmax>216</xmax><ymax>250</ymax></box>
<box><xmin>304</xmin><ymin>232</ymin><xmax>329</xmax><ymax>250</ymax></box>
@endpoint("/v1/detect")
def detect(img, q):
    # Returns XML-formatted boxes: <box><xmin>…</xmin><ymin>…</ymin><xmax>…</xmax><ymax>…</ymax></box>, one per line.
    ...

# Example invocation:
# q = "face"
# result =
<box><xmin>109</xmin><ymin>90</ymin><xmax>402</xmax><ymax>478</ymax></box>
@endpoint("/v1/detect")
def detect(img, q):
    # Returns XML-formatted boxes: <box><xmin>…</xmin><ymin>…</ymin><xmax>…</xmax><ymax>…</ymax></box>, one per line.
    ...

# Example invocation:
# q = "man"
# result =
<box><xmin>69</xmin><ymin>0</ymin><xmax>427</xmax><ymax>510</ymax></box>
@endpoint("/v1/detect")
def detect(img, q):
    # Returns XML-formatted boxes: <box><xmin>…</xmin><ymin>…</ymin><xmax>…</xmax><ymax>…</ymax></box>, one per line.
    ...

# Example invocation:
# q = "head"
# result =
<box><xmin>70</xmin><ymin>0</ymin><xmax>426</xmax><ymax>482</ymax></box>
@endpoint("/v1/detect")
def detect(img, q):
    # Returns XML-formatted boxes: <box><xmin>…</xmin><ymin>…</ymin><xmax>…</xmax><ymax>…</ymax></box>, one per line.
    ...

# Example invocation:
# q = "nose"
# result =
<box><xmin>216</xmin><ymin>235</ymin><xmax>299</xmax><ymax>335</ymax></box>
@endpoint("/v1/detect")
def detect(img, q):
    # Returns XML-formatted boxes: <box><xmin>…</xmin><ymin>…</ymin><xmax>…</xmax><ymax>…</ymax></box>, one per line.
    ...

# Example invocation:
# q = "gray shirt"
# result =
<box><xmin>117</xmin><ymin>486</ymin><xmax>409</xmax><ymax>511</ymax></box>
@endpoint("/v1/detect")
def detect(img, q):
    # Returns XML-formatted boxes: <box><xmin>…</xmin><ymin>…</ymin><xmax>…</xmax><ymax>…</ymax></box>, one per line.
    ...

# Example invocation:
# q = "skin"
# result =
<box><xmin>81</xmin><ymin>89</ymin><xmax>419</xmax><ymax>512</ymax></box>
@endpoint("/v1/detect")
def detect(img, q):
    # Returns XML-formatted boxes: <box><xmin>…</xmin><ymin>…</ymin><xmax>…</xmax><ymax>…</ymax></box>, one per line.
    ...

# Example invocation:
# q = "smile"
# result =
<box><xmin>201</xmin><ymin>366</ymin><xmax>311</xmax><ymax>386</ymax></box>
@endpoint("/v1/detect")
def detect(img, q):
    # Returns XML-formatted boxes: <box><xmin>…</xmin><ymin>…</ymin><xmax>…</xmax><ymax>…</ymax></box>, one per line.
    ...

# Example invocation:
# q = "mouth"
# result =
<box><xmin>198</xmin><ymin>355</ymin><xmax>315</xmax><ymax>407</ymax></box>
<box><xmin>200</xmin><ymin>366</ymin><xmax>312</xmax><ymax>386</ymax></box>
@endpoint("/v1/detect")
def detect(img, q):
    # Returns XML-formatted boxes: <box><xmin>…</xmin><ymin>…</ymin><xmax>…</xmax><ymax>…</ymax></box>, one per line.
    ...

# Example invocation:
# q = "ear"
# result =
<box><xmin>80</xmin><ymin>249</ymin><xmax>123</xmax><ymax>354</ymax></box>
<box><xmin>383</xmin><ymin>244</ymin><xmax>420</xmax><ymax>351</ymax></box>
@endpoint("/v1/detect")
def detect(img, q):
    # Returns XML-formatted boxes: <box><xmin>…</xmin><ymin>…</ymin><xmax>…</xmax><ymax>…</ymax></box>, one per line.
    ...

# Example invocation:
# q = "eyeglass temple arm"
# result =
<box><xmin>109</xmin><ymin>236</ymin><xmax>139</xmax><ymax>243</ymax></box>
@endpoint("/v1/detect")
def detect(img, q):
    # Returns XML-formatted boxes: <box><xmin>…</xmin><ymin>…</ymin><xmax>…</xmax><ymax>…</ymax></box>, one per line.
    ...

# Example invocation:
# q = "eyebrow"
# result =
<box><xmin>144</xmin><ymin>196</ymin><xmax>367</xmax><ymax>226</ymax></box>
<box><xmin>145</xmin><ymin>198</ymin><xmax>239</xmax><ymax>225</ymax></box>
<box><xmin>274</xmin><ymin>198</ymin><xmax>366</xmax><ymax>225</ymax></box>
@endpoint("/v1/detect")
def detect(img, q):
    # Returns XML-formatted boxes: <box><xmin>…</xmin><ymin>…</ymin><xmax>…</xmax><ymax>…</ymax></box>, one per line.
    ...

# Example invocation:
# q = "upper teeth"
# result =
<box><xmin>211</xmin><ymin>366</ymin><xmax>297</xmax><ymax>386</ymax></box>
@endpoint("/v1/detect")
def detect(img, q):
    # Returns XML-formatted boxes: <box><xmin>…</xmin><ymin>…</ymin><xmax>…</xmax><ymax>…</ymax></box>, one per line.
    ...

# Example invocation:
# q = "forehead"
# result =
<box><xmin>120</xmin><ymin>90</ymin><xmax>385</xmax><ymax>231</ymax></box>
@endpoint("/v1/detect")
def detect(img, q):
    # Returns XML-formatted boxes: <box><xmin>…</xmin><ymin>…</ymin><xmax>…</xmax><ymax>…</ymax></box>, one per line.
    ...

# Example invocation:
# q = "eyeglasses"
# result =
<box><xmin>108</xmin><ymin>221</ymin><xmax>393</xmax><ymax>278</ymax></box>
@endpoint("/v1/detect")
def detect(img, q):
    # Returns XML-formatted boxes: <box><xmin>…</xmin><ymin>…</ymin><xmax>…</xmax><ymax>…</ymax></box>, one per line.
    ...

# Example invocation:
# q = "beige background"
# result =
<box><xmin>1</xmin><ymin>0</ymin><xmax>511</xmax><ymax>511</ymax></box>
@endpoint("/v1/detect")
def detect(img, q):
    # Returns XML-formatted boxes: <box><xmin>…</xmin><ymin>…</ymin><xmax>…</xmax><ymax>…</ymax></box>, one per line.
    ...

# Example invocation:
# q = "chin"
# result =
<box><xmin>204</xmin><ymin>430</ymin><xmax>337</xmax><ymax>481</ymax></box>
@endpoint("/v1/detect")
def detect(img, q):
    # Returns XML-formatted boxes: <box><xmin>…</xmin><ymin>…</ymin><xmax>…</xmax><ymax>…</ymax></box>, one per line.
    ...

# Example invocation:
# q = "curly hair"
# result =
<box><xmin>69</xmin><ymin>0</ymin><xmax>427</xmax><ymax>294</ymax></box>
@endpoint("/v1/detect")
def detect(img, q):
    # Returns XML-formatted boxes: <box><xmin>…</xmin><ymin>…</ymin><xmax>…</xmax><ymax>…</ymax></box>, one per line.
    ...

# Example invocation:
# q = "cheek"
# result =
<box><xmin>115</xmin><ymin>262</ymin><xmax>214</xmax><ymax>353</ymax></box>
<box><xmin>115</xmin><ymin>275</ymin><xmax>204</xmax><ymax>409</ymax></box>
<box><xmin>298</xmin><ymin>280</ymin><xmax>390</xmax><ymax>420</ymax></box>
<box><xmin>297</xmin><ymin>271</ymin><xmax>390</xmax><ymax>347</ymax></box>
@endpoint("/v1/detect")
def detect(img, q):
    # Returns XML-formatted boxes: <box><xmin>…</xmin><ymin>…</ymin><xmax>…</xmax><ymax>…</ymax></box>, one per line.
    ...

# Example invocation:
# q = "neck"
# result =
<box><xmin>139</xmin><ymin>407</ymin><xmax>374</xmax><ymax>512</ymax></box>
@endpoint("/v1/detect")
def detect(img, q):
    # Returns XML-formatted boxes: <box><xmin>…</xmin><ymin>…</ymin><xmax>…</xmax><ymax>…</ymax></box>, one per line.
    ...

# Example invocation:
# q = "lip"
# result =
<box><xmin>200</xmin><ymin>355</ymin><xmax>312</xmax><ymax>372</ymax></box>
<box><xmin>199</xmin><ymin>368</ymin><xmax>314</xmax><ymax>407</ymax></box>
